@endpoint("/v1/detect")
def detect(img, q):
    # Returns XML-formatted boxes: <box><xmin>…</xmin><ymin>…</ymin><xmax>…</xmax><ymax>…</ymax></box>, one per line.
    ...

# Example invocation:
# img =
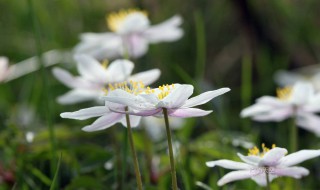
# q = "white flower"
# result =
<box><xmin>0</xmin><ymin>56</ymin><xmax>9</xmax><ymax>82</ymax></box>
<box><xmin>274</xmin><ymin>64</ymin><xmax>320</xmax><ymax>91</ymax></box>
<box><xmin>103</xmin><ymin>84</ymin><xmax>230</xmax><ymax>118</ymax></box>
<box><xmin>52</xmin><ymin>54</ymin><xmax>160</xmax><ymax>104</ymax></box>
<box><xmin>60</xmin><ymin>81</ymin><xmax>150</xmax><ymax>131</ymax></box>
<box><xmin>74</xmin><ymin>9</ymin><xmax>183</xmax><ymax>60</ymax></box>
<box><xmin>206</xmin><ymin>144</ymin><xmax>320</xmax><ymax>186</ymax></box>
<box><xmin>241</xmin><ymin>82</ymin><xmax>320</xmax><ymax>136</ymax></box>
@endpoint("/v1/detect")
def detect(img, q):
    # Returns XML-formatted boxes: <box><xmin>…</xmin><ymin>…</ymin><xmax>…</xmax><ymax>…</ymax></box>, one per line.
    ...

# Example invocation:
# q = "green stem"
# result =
<box><xmin>163</xmin><ymin>108</ymin><xmax>178</xmax><ymax>190</ymax></box>
<box><xmin>121</xmin><ymin>127</ymin><xmax>128</xmax><ymax>190</ymax></box>
<box><xmin>265</xmin><ymin>167</ymin><xmax>271</xmax><ymax>190</ymax></box>
<box><xmin>194</xmin><ymin>10</ymin><xmax>206</xmax><ymax>80</ymax></box>
<box><xmin>241</xmin><ymin>55</ymin><xmax>252</xmax><ymax>131</ymax></box>
<box><xmin>290</xmin><ymin>116</ymin><xmax>297</xmax><ymax>153</ymax></box>
<box><xmin>125</xmin><ymin>107</ymin><xmax>143</xmax><ymax>190</ymax></box>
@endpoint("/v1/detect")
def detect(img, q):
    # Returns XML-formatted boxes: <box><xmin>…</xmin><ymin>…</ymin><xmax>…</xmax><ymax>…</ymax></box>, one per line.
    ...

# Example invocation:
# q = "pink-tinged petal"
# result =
<box><xmin>217</xmin><ymin>170</ymin><xmax>253</xmax><ymax>186</ymax></box>
<box><xmin>290</xmin><ymin>82</ymin><xmax>314</xmax><ymax>105</ymax></box>
<box><xmin>237</xmin><ymin>153</ymin><xmax>261</xmax><ymax>166</ymax></box>
<box><xmin>109</xmin><ymin>107</ymin><xmax>162</xmax><ymax>116</ymax></box>
<box><xmin>106</xmin><ymin>59</ymin><xmax>134</xmax><ymax>82</ymax></box>
<box><xmin>119</xmin><ymin>115</ymin><xmax>141</xmax><ymax>127</ymax></box>
<box><xmin>74</xmin><ymin>54</ymin><xmax>108</xmax><ymax>83</ymax></box>
<box><xmin>102</xmin><ymin>89</ymin><xmax>155</xmax><ymax>110</ymax></box>
<box><xmin>251</xmin><ymin>107</ymin><xmax>293</xmax><ymax>122</ymax></box>
<box><xmin>128</xmin><ymin>69</ymin><xmax>161</xmax><ymax>86</ymax></box>
<box><xmin>167</xmin><ymin>108</ymin><xmax>212</xmax><ymax>118</ymax></box>
<box><xmin>206</xmin><ymin>160</ymin><xmax>252</xmax><ymax>170</ymax></box>
<box><xmin>60</xmin><ymin>106</ymin><xmax>108</xmax><ymax>120</ymax></box>
<box><xmin>82</xmin><ymin>113</ymin><xmax>123</xmax><ymax>132</ymax></box>
<box><xmin>183</xmin><ymin>88</ymin><xmax>230</xmax><ymax>108</ymax></box>
<box><xmin>125</xmin><ymin>34</ymin><xmax>149</xmax><ymax>58</ymax></box>
<box><xmin>259</xmin><ymin>148</ymin><xmax>288</xmax><ymax>167</ymax></box>
<box><xmin>57</xmin><ymin>89</ymin><xmax>100</xmax><ymax>105</ymax></box>
<box><xmin>271</xmin><ymin>167</ymin><xmax>309</xmax><ymax>178</ymax></box>
<box><xmin>143</xmin><ymin>15</ymin><xmax>183</xmax><ymax>43</ymax></box>
<box><xmin>296</xmin><ymin>113</ymin><xmax>320</xmax><ymax>136</ymax></box>
<box><xmin>159</xmin><ymin>84</ymin><xmax>194</xmax><ymax>108</ymax></box>
<box><xmin>280</xmin><ymin>149</ymin><xmax>320</xmax><ymax>166</ymax></box>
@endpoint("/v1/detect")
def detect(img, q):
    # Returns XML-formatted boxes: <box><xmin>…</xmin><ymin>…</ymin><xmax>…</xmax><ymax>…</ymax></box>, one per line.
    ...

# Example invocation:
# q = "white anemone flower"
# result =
<box><xmin>60</xmin><ymin>81</ymin><xmax>149</xmax><ymax>131</ymax></box>
<box><xmin>74</xmin><ymin>9</ymin><xmax>183</xmax><ymax>60</ymax></box>
<box><xmin>103</xmin><ymin>84</ymin><xmax>230</xmax><ymax>118</ymax></box>
<box><xmin>52</xmin><ymin>54</ymin><xmax>160</xmax><ymax>104</ymax></box>
<box><xmin>241</xmin><ymin>82</ymin><xmax>320</xmax><ymax>136</ymax></box>
<box><xmin>0</xmin><ymin>56</ymin><xmax>9</xmax><ymax>82</ymax></box>
<box><xmin>206</xmin><ymin>144</ymin><xmax>320</xmax><ymax>186</ymax></box>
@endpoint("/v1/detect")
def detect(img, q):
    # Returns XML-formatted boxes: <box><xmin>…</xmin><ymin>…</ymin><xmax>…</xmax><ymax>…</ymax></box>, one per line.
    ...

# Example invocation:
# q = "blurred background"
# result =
<box><xmin>1</xmin><ymin>0</ymin><xmax>320</xmax><ymax>189</ymax></box>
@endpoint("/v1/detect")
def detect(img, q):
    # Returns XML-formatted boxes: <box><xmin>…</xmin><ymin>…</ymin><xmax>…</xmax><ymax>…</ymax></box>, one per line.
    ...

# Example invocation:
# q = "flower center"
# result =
<box><xmin>101</xmin><ymin>59</ymin><xmax>109</xmax><ymax>69</ymax></box>
<box><xmin>104</xmin><ymin>80</ymin><xmax>145</xmax><ymax>95</ymax></box>
<box><xmin>248</xmin><ymin>143</ymin><xmax>276</xmax><ymax>157</ymax></box>
<box><xmin>156</xmin><ymin>84</ymin><xmax>175</xmax><ymax>100</ymax></box>
<box><xmin>276</xmin><ymin>86</ymin><xmax>292</xmax><ymax>100</ymax></box>
<box><xmin>106</xmin><ymin>9</ymin><xmax>148</xmax><ymax>32</ymax></box>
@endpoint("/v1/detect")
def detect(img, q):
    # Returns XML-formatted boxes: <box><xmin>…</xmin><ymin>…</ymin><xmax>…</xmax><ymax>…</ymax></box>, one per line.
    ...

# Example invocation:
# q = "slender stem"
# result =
<box><xmin>241</xmin><ymin>55</ymin><xmax>252</xmax><ymax>131</ymax></box>
<box><xmin>121</xmin><ymin>127</ymin><xmax>128</xmax><ymax>190</ymax></box>
<box><xmin>163</xmin><ymin>108</ymin><xmax>178</xmax><ymax>190</ymax></box>
<box><xmin>265</xmin><ymin>167</ymin><xmax>271</xmax><ymax>190</ymax></box>
<box><xmin>290</xmin><ymin>116</ymin><xmax>297</xmax><ymax>153</ymax></box>
<box><xmin>125</xmin><ymin>107</ymin><xmax>143</xmax><ymax>190</ymax></box>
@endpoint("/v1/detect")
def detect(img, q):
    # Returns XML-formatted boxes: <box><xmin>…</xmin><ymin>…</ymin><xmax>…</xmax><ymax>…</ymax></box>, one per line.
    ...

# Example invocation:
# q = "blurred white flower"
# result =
<box><xmin>74</xmin><ymin>9</ymin><xmax>183</xmax><ymax>60</ymax></box>
<box><xmin>52</xmin><ymin>54</ymin><xmax>160</xmax><ymax>104</ymax></box>
<box><xmin>274</xmin><ymin>64</ymin><xmax>320</xmax><ymax>91</ymax></box>
<box><xmin>142</xmin><ymin>117</ymin><xmax>184</xmax><ymax>141</ymax></box>
<box><xmin>241</xmin><ymin>82</ymin><xmax>320</xmax><ymax>136</ymax></box>
<box><xmin>206</xmin><ymin>144</ymin><xmax>320</xmax><ymax>186</ymax></box>
<box><xmin>0</xmin><ymin>57</ymin><xmax>9</xmax><ymax>82</ymax></box>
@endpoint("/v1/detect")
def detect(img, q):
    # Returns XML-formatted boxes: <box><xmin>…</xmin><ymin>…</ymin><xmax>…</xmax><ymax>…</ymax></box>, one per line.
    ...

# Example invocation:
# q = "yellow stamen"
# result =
<box><xmin>276</xmin><ymin>86</ymin><xmax>292</xmax><ymax>100</ymax></box>
<box><xmin>106</xmin><ymin>9</ymin><xmax>147</xmax><ymax>32</ymax></box>
<box><xmin>101</xmin><ymin>59</ymin><xmax>109</xmax><ymax>69</ymax></box>
<box><xmin>157</xmin><ymin>84</ymin><xmax>175</xmax><ymax>100</ymax></box>
<box><xmin>104</xmin><ymin>81</ymin><xmax>146</xmax><ymax>95</ymax></box>
<box><xmin>248</xmin><ymin>143</ymin><xmax>276</xmax><ymax>157</ymax></box>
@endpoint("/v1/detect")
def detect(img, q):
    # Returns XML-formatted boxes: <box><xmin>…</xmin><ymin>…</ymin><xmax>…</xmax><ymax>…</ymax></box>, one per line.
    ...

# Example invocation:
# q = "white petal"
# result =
<box><xmin>206</xmin><ymin>160</ymin><xmax>252</xmax><ymax>170</ymax></box>
<box><xmin>106</xmin><ymin>59</ymin><xmax>134</xmax><ymax>82</ymax></box>
<box><xmin>183</xmin><ymin>88</ymin><xmax>230</xmax><ymax>108</ymax></box>
<box><xmin>57</xmin><ymin>89</ymin><xmax>100</xmax><ymax>104</ymax></box>
<box><xmin>296</xmin><ymin>113</ymin><xmax>320</xmax><ymax>136</ymax></box>
<box><xmin>274</xmin><ymin>70</ymin><xmax>304</xmax><ymax>87</ymax></box>
<box><xmin>75</xmin><ymin>54</ymin><xmax>107</xmax><ymax>83</ymax></box>
<box><xmin>159</xmin><ymin>84</ymin><xmax>194</xmax><ymax>108</ymax></box>
<box><xmin>280</xmin><ymin>149</ymin><xmax>320</xmax><ymax>166</ymax></box>
<box><xmin>124</xmin><ymin>34</ymin><xmax>149</xmax><ymax>58</ymax></box>
<box><xmin>217</xmin><ymin>170</ymin><xmax>253</xmax><ymax>186</ymax></box>
<box><xmin>252</xmin><ymin>107</ymin><xmax>293</xmax><ymax>122</ymax></box>
<box><xmin>0</xmin><ymin>56</ymin><xmax>9</xmax><ymax>81</ymax></box>
<box><xmin>52</xmin><ymin>67</ymin><xmax>93</xmax><ymax>89</ymax></box>
<box><xmin>128</xmin><ymin>69</ymin><xmax>160</xmax><ymax>85</ymax></box>
<box><xmin>256</xmin><ymin>96</ymin><xmax>289</xmax><ymax>106</ymax></box>
<box><xmin>290</xmin><ymin>82</ymin><xmax>314</xmax><ymax>105</ymax></box>
<box><xmin>82</xmin><ymin>113</ymin><xmax>123</xmax><ymax>132</ymax></box>
<box><xmin>240</xmin><ymin>104</ymin><xmax>273</xmax><ymax>118</ymax></box>
<box><xmin>168</xmin><ymin>108</ymin><xmax>212</xmax><ymax>118</ymax></box>
<box><xmin>119</xmin><ymin>115</ymin><xmax>141</xmax><ymax>127</ymax></box>
<box><xmin>143</xmin><ymin>15</ymin><xmax>183</xmax><ymax>43</ymax></box>
<box><xmin>251</xmin><ymin>173</ymin><xmax>278</xmax><ymax>187</ymax></box>
<box><xmin>271</xmin><ymin>167</ymin><xmax>309</xmax><ymax>178</ymax></box>
<box><xmin>259</xmin><ymin>147</ymin><xmax>288</xmax><ymax>167</ymax></box>
<box><xmin>237</xmin><ymin>153</ymin><xmax>261</xmax><ymax>166</ymax></box>
<box><xmin>60</xmin><ymin>106</ymin><xmax>108</xmax><ymax>120</ymax></box>
<box><xmin>118</xmin><ymin>13</ymin><xmax>149</xmax><ymax>34</ymax></box>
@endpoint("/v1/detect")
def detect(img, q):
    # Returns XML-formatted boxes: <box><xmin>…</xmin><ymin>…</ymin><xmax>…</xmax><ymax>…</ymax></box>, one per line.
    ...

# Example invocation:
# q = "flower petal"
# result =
<box><xmin>251</xmin><ymin>173</ymin><xmax>278</xmax><ymax>187</ymax></box>
<box><xmin>52</xmin><ymin>67</ymin><xmax>94</xmax><ymax>89</ymax></box>
<box><xmin>290</xmin><ymin>82</ymin><xmax>314</xmax><ymax>105</ymax></box>
<box><xmin>75</xmin><ymin>54</ymin><xmax>108</xmax><ymax>83</ymax></box>
<box><xmin>259</xmin><ymin>147</ymin><xmax>288</xmax><ymax>167</ymax></box>
<box><xmin>128</xmin><ymin>69</ymin><xmax>161</xmax><ymax>86</ymax></box>
<box><xmin>119</xmin><ymin>115</ymin><xmax>141</xmax><ymax>127</ymax></box>
<box><xmin>217</xmin><ymin>170</ymin><xmax>253</xmax><ymax>186</ymax></box>
<box><xmin>144</xmin><ymin>15</ymin><xmax>183</xmax><ymax>43</ymax></box>
<box><xmin>206</xmin><ymin>160</ymin><xmax>252</xmax><ymax>170</ymax></box>
<box><xmin>109</xmin><ymin>107</ymin><xmax>162</xmax><ymax>116</ymax></box>
<box><xmin>60</xmin><ymin>106</ymin><xmax>108</xmax><ymax>120</ymax></box>
<box><xmin>251</xmin><ymin>107</ymin><xmax>293</xmax><ymax>122</ymax></box>
<box><xmin>82</xmin><ymin>113</ymin><xmax>123</xmax><ymax>132</ymax></box>
<box><xmin>237</xmin><ymin>153</ymin><xmax>261</xmax><ymax>166</ymax></box>
<box><xmin>296</xmin><ymin>113</ymin><xmax>320</xmax><ymax>136</ymax></box>
<box><xmin>159</xmin><ymin>84</ymin><xmax>194</xmax><ymax>108</ymax></box>
<box><xmin>57</xmin><ymin>89</ymin><xmax>100</xmax><ymax>104</ymax></box>
<box><xmin>182</xmin><ymin>88</ymin><xmax>230</xmax><ymax>108</ymax></box>
<box><xmin>126</xmin><ymin>34</ymin><xmax>149</xmax><ymax>58</ymax></box>
<box><xmin>106</xmin><ymin>59</ymin><xmax>134</xmax><ymax>82</ymax></box>
<box><xmin>168</xmin><ymin>108</ymin><xmax>212</xmax><ymax>118</ymax></box>
<box><xmin>280</xmin><ymin>149</ymin><xmax>320</xmax><ymax>166</ymax></box>
<box><xmin>0</xmin><ymin>56</ymin><xmax>9</xmax><ymax>81</ymax></box>
<box><xmin>271</xmin><ymin>166</ymin><xmax>309</xmax><ymax>178</ymax></box>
